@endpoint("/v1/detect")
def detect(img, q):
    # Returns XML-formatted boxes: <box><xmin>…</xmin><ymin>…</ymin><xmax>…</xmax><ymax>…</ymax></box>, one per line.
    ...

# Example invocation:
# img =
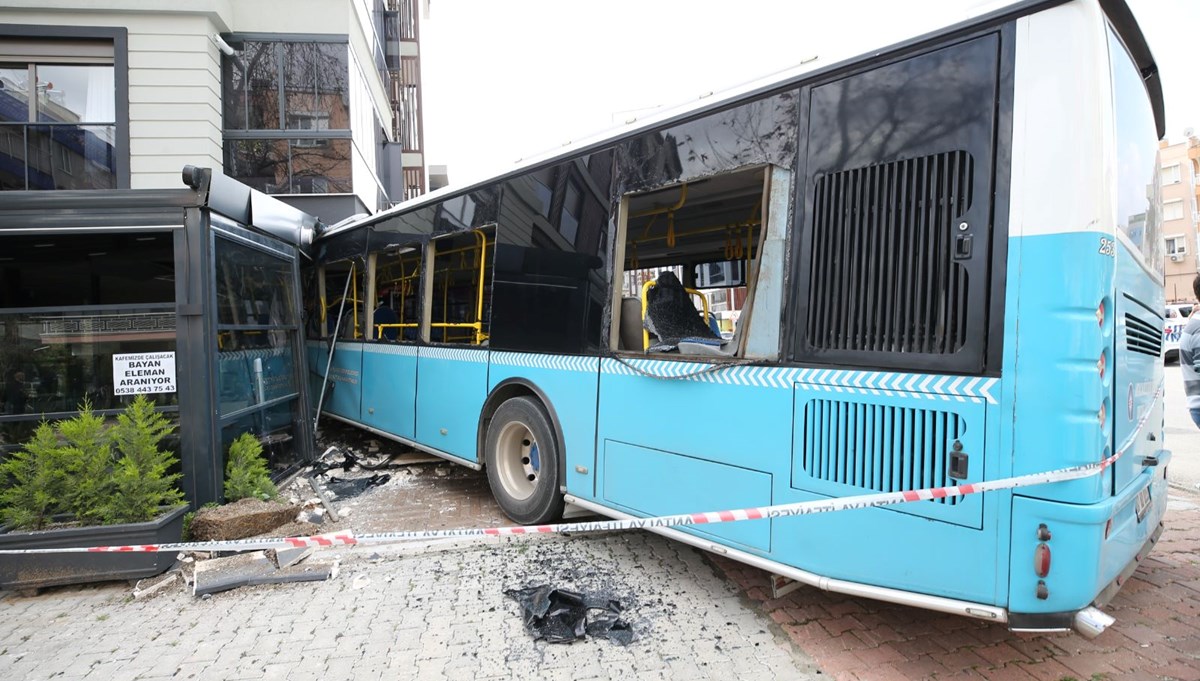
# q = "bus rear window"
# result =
<box><xmin>1109</xmin><ymin>27</ymin><xmax>1163</xmax><ymax>275</ymax></box>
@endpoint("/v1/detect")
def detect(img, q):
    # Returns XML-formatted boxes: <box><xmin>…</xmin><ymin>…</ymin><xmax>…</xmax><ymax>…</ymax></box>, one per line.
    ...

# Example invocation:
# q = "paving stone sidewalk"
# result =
<box><xmin>0</xmin><ymin>528</ymin><xmax>819</xmax><ymax>681</ymax></box>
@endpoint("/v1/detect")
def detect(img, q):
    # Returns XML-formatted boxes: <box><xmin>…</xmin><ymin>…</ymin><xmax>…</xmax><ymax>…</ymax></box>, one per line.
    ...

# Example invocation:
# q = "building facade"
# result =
<box><xmin>1160</xmin><ymin>135</ymin><xmax>1200</xmax><ymax>302</ymax></box>
<box><xmin>0</xmin><ymin>0</ymin><xmax>426</xmax><ymax>223</ymax></box>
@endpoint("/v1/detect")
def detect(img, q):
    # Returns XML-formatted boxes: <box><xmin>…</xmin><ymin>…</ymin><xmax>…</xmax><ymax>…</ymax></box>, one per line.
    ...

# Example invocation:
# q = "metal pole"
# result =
<box><xmin>314</xmin><ymin>265</ymin><xmax>354</xmax><ymax>432</ymax></box>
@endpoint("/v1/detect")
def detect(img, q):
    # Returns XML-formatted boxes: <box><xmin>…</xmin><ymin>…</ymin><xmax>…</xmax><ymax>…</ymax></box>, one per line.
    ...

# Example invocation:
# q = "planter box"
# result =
<box><xmin>0</xmin><ymin>505</ymin><xmax>188</xmax><ymax>592</ymax></box>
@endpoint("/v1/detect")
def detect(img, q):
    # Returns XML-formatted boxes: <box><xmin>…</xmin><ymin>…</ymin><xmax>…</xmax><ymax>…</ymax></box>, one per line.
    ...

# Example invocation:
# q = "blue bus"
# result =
<box><xmin>306</xmin><ymin>0</ymin><xmax>1169</xmax><ymax>635</ymax></box>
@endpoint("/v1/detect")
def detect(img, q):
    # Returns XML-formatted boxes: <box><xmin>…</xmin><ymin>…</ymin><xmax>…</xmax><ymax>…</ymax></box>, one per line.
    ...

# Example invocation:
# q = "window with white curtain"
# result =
<box><xmin>0</xmin><ymin>38</ymin><xmax>119</xmax><ymax>190</ymax></box>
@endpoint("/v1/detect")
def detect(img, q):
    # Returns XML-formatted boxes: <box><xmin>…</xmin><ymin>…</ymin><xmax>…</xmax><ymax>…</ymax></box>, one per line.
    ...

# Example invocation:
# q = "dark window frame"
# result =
<box><xmin>0</xmin><ymin>25</ymin><xmax>130</xmax><ymax>190</ymax></box>
<box><xmin>220</xmin><ymin>34</ymin><xmax>352</xmax><ymax>196</ymax></box>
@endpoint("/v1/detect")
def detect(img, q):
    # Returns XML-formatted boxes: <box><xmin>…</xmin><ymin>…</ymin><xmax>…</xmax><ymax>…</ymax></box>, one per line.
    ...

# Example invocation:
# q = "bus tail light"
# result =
<box><xmin>1098</xmin><ymin>402</ymin><xmax>1107</xmax><ymax>428</ymax></box>
<box><xmin>1096</xmin><ymin>300</ymin><xmax>1105</xmax><ymax>327</ymax></box>
<box><xmin>1097</xmin><ymin>352</ymin><xmax>1106</xmax><ymax>380</ymax></box>
<box><xmin>1034</xmin><ymin>543</ymin><xmax>1051</xmax><ymax>577</ymax></box>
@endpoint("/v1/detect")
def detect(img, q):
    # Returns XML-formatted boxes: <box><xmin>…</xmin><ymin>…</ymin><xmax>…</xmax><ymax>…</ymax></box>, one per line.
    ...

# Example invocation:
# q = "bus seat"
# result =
<box><xmin>619</xmin><ymin>297</ymin><xmax>643</xmax><ymax>350</ymax></box>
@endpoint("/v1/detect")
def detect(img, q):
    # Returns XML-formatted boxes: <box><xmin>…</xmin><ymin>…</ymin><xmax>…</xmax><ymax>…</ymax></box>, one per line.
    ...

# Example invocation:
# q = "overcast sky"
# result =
<box><xmin>419</xmin><ymin>0</ymin><xmax>1199</xmax><ymax>186</ymax></box>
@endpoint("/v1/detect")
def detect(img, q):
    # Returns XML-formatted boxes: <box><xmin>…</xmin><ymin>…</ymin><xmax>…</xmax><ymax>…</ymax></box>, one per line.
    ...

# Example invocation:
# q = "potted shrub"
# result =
<box><xmin>0</xmin><ymin>396</ymin><xmax>188</xmax><ymax>591</ymax></box>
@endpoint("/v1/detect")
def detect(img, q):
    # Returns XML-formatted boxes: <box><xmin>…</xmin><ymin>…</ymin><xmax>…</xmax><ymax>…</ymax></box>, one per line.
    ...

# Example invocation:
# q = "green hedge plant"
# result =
<box><xmin>0</xmin><ymin>395</ymin><xmax>185</xmax><ymax>531</ymax></box>
<box><xmin>224</xmin><ymin>433</ymin><xmax>277</xmax><ymax>502</ymax></box>
<box><xmin>103</xmin><ymin>395</ymin><xmax>184</xmax><ymax>524</ymax></box>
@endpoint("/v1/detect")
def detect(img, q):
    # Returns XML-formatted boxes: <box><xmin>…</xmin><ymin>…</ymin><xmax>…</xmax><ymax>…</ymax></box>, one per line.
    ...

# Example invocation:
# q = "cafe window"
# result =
<box><xmin>0</xmin><ymin>232</ymin><xmax>176</xmax><ymax>426</ymax></box>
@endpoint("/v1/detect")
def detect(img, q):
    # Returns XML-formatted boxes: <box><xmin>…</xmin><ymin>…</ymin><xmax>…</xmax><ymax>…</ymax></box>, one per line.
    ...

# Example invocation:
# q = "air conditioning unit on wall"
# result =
<box><xmin>1171</xmin><ymin>254</ymin><xmax>1183</xmax><ymax>261</ymax></box>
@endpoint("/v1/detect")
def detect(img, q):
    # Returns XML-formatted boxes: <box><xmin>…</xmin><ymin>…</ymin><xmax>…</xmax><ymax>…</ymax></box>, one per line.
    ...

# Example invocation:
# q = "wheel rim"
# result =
<box><xmin>495</xmin><ymin>420</ymin><xmax>541</xmax><ymax>501</ymax></box>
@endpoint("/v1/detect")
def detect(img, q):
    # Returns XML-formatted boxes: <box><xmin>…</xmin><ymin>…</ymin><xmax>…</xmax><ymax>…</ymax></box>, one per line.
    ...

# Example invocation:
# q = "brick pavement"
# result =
<box><xmin>711</xmin><ymin>491</ymin><xmax>1200</xmax><ymax>681</ymax></box>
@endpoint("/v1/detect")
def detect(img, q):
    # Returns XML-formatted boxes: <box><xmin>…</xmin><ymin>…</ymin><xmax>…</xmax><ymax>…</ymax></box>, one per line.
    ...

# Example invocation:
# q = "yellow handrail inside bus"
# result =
<box><xmin>640</xmin><ymin>279</ymin><xmax>711</xmax><ymax>351</ymax></box>
<box><xmin>427</xmin><ymin>228</ymin><xmax>491</xmax><ymax>345</ymax></box>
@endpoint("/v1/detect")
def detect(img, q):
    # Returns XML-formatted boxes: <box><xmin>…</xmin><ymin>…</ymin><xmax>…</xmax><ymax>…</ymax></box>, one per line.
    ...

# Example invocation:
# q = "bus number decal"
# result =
<box><xmin>1098</xmin><ymin>238</ymin><xmax>1116</xmax><ymax>257</ymax></box>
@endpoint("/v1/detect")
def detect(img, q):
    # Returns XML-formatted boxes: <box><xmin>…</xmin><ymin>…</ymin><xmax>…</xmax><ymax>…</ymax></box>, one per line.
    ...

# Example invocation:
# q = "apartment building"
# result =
<box><xmin>0</xmin><ymin>0</ymin><xmax>427</xmax><ymax>223</ymax></box>
<box><xmin>1160</xmin><ymin>135</ymin><xmax>1200</xmax><ymax>302</ymax></box>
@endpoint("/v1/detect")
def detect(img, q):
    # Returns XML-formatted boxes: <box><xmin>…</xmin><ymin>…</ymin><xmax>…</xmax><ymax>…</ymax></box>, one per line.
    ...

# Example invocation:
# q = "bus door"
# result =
<box><xmin>414</xmin><ymin>229</ymin><xmax>493</xmax><ymax>462</ymax></box>
<box><xmin>317</xmin><ymin>258</ymin><xmax>365</xmax><ymax>422</ymax></box>
<box><xmin>360</xmin><ymin>244</ymin><xmax>422</xmax><ymax>439</ymax></box>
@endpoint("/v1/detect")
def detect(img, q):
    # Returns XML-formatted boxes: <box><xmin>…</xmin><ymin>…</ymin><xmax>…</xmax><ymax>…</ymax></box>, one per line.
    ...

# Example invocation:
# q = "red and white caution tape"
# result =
<box><xmin>0</xmin><ymin>385</ymin><xmax>1163</xmax><ymax>555</ymax></box>
<box><xmin>0</xmin><ymin>531</ymin><xmax>359</xmax><ymax>555</ymax></box>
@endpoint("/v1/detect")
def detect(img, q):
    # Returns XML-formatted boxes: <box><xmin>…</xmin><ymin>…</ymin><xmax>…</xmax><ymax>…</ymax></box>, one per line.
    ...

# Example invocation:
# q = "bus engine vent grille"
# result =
<box><xmin>799</xmin><ymin>399</ymin><xmax>963</xmax><ymax>505</ymax></box>
<box><xmin>1124</xmin><ymin>312</ymin><xmax>1162</xmax><ymax>357</ymax></box>
<box><xmin>806</xmin><ymin>150</ymin><xmax>973</xmax><ymax>355</ymax></box>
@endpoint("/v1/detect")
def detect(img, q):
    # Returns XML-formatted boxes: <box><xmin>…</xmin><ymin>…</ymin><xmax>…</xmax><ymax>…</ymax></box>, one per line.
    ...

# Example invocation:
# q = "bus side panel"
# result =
<box><xmin>602</xmin><ymin>440</ymin><xmax>772</xmax><ymax>552</ymax></box>
<box><xmin>319</xmin><ymin>342</ymin><xmax>363</xmax><ymax>422</ymax></box>
<box><xmin>784</xmin><ymin>375</ymin><xmax>1002</xmax><ymax>604</ymax></box>
<box><xmin>487</xmin><ymin>353</ymin><xmax>600</xmax><ymax>499</ymax></box>
<box><xmin>595</xmin><ymin>359</ymin><xmax>790</xmax><ymax>549</ymax></box>
<box><xmin>414</xmin><ymin>347</ymin><xmax>488</xmax><ymax>462</ymax></box>
<box><xmin>594</xmin><ymin>359</ymin><xmax>1003</xmax><ymax>604</ymax></box>
<box><xmin>361</xmin><ymin>344</ymin><xmax>418</xmax><ymax>439</ymax></box>
<box><xmin>769</xmin><ymin>488</ymin><xmax>1001</xmax><ymax>604</ymax></box>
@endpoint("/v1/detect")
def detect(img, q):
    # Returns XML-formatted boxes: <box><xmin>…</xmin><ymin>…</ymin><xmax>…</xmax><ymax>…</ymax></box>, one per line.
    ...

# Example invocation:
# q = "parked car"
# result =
<box><xmin>1163</xmin><ymin>303</ymin><xmax>1192</xmax><ymax>362</ymax></box>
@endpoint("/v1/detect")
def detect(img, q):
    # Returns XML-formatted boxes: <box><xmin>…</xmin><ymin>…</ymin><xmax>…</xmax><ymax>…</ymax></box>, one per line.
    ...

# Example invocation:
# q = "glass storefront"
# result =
<box><xmin>213</xmin><ymin>230</ymin><xmax>306</xmax><ymax>475</ymax></box>
<box><xmin>0</xmin><ymin>232</ymin><xmax>176</xmax><ymax>440</ymax></box>
<box><xmin>0</xmin><ymin>168</ymin><xmax>315</xmax><ymax>504</ymax></box>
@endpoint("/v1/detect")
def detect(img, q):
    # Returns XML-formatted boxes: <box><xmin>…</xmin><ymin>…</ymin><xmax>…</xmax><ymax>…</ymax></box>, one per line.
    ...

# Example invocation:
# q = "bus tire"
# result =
<box><xmin>484</xmin><ymin>396</ymin><xmax>564</xmax><ymax>525</ymax></box>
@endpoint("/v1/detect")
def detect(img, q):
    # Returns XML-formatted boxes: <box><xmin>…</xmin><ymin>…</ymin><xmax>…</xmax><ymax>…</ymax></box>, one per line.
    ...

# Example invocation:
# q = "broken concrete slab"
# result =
<box><xmin>267</xmin><ymin>546</ymin><xmax>314</xmax><ymax>569</ymax></box>
<box><xmin>192</xmin><ymin>551</ymin><xmax>335</xmax><ymax>596</ymax></box>
<box><xmin>189</xmin><ymin>499</ymin><xmax>300</xmax><ymax>542</ymax></box>
<box><xmin>133</xmin><ymin>571</ymin><xmax>180</xmax><ymax>599</ymax></box>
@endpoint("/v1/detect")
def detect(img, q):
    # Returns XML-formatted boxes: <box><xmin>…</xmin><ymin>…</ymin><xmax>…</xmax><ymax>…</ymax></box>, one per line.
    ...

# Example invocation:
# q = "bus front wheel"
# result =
<box><xmin>484</xmin><ymin>396</ymin><xmax>564</xmax><ymax>525</ymax></box>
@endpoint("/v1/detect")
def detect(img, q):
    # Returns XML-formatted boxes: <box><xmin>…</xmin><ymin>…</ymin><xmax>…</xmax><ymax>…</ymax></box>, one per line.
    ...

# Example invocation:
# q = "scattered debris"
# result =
<box><xmin>132</xmin><ymin>571</ymin><xmax>180</xmax><ymax>600</ymax></box>
<box><xmin>324</xmin><ymin>474</ymin><xmax>391</xmax><ymax>499</ymax></box>
<box><xmin>308</xmin><ymin>446</ymin><xmax>414</xmax><ymax>477</ymax></box>
<box><xmin>505</xmin><ymin>585</ymin><xmax>633</xmax><ymax>646</ymax></box>
<box><xmin>192</xmin><ymin>550</ymin><xmax>335</xmax><ymax>596</ymax></box>
<box><xmin>351</xmin><ymin>573</ymin><xmax>370</xmax><ymax>590</ymax></box>
<box><xmin>189</xmin><ymin>499</ymin><xmax>300</xmax><ymax>541</ymax></box>
<box><xmin>308</xmin><ymin>477</ymin><xmax>340</xmax><ymax>518</ymax></box>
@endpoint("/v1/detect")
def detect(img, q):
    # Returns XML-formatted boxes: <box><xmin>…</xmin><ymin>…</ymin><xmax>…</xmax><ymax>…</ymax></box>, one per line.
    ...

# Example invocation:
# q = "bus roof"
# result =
<box><xmin>319</xmin><ymin>0</ymin><xmax>1162</xmax><ymax>242</ymax></box>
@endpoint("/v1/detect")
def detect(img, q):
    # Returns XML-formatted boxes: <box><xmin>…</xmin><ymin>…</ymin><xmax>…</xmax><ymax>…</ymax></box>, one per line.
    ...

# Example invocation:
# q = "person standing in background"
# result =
<box><xmin>3</xmin><ymin>370</ymin><xmax>27</xmax><ymax>415</ymax></box>
<box><xmin>1177</xmin><ymin>274</ymin><xmax>1200</xmax><ymax>429</ymax></box>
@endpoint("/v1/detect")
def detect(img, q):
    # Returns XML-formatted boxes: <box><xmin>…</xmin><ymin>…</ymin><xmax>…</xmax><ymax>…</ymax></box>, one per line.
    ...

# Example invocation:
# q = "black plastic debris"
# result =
<box><xmin>586</xmin><ymin>610</ymin><xmax>633</xmax><ymax>646</ymax></box>
<box><xmin>505</xmin><ymin>585</ymin><xmax>633</xmax><ymax>645</ymax></box>
<box><xmin>324</xmin><ymin>474</ymin><xmax>390</xmax><ymax>498</ymax></box>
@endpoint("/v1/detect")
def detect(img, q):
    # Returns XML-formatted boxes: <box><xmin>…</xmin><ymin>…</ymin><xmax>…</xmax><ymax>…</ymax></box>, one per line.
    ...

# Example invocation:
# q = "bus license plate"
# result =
<box><xmin>1135</xmin><ymin>487</ymin><xmax>1152</xmax><ymax>523</ymax></box>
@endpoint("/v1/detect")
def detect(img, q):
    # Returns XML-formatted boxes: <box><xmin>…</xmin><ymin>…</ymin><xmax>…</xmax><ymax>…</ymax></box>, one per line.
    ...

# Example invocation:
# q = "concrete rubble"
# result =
<box><xmin>191</xmin><ymin>550</ymin><xmax>337</xmax><ymax>597</ymax></box>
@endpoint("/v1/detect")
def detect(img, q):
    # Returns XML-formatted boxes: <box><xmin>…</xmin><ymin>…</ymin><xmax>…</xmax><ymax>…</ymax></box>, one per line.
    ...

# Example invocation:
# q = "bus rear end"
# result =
<box><xmin>1003</xmin><ymin>0</ymin><xmax>1169</xmax><ymax>634</ymax></box>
